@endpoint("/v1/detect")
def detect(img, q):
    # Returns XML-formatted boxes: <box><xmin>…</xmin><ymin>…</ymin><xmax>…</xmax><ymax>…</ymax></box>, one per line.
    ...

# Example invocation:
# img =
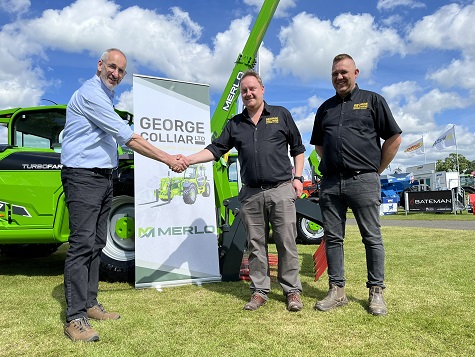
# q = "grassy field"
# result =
<box><xmin>0</xmin><ymin>223</ymin><xmax>474</xmax><ymax>357</ymax></box>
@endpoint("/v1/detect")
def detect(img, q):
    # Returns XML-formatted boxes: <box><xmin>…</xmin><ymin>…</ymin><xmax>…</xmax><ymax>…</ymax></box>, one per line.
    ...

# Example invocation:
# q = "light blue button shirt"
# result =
<box><xmin>61</xmin><ymin>75</ymin><xmax>134</xmax><ymax>168</ymax></box>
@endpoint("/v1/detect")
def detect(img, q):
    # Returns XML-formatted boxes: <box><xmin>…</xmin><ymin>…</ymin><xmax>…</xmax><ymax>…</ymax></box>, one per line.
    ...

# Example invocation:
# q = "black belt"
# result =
<box><xmin>245</xmin><ymin>180</ymin><xmax>291</xmax><ymax>190</ymax></box>
<box><xmin>63</xmin><ymin>166</ymin><xmax>115</xmax><ymax>176</ymax></box>
<box><xmin>325</xmin><ymin>171</ymin><xmax>375</xmax><ymax>178</ymax></box>
<box><xmin>87</xmin><ymin>167</ymin><xmax>114</xmax><ymax>176</ymax></box>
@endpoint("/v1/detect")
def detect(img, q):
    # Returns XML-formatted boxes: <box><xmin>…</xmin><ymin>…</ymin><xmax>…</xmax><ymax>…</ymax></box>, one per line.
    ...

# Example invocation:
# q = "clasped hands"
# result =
<box><xmin>169</xmin><ymin>154</ymin><xmax>189</xmax><ymax>173</ymax></box>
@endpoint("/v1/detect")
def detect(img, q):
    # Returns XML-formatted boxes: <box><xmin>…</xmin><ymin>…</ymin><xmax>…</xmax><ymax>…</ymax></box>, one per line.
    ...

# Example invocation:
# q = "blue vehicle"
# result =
<box><xmin>380</xmin><ymin>173</ymin><xmax>418</xmax><ymax>206</ymax></box>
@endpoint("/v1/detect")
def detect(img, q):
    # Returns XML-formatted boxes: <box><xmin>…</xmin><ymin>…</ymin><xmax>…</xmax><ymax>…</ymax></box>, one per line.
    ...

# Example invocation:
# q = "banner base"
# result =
<box><xmin>135</xmin><ymin>276</ymin><xmax>222</xmax><ymax>290</ymax></box>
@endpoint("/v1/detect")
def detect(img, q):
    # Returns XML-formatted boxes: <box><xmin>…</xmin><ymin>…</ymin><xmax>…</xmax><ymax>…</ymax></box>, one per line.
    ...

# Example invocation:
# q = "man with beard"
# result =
<box><xmin>61</xmin><ymin>48</ymin><xmax>188</xmax><ymax>342</ymax></box>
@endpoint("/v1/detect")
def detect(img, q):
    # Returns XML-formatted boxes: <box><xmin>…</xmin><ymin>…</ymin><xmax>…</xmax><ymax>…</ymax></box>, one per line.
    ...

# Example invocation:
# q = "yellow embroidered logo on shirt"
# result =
<box><xmin>353</xmin><ymin>102</ymin><xmax>368</xmax><ymax>110</ymax></box>
<box><xmin>266</xmin><ymin>117</ymin><xmax>279</xmax><ymax>124</ymax></box>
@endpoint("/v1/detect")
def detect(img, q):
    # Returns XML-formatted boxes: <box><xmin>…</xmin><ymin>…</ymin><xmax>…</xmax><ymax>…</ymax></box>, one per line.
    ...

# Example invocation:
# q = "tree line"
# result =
<box><xmin>436</xmin><ymin>153</ymin><xmax>475</xmax><ymax>174</ymax></box>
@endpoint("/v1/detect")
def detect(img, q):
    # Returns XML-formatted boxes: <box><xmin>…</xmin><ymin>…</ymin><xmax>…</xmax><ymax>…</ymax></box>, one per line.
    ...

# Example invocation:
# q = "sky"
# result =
<box><xmin>1</xmin><ymin>0</ymin><xmax>474</xmax><ymax>176</ymax></box>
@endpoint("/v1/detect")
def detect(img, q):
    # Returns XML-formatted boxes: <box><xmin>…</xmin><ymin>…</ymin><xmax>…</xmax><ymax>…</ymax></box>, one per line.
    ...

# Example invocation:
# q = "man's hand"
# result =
<box><xmin>292</xmin><ymin>180</ymin><xmax>303</xmax><ymax>198</ymax></box>
<box><xmin>170</xmin><ymin>154</ymin><xmax>189</xmax><ymax>173</ymax></box>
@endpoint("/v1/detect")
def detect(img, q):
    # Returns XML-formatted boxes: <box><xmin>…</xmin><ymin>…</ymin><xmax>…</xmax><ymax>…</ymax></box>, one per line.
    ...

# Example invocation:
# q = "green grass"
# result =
<box><xmin>1</xmin><ymin>224</ymin><xmax>474</xmax><ymax>356</ymax></box>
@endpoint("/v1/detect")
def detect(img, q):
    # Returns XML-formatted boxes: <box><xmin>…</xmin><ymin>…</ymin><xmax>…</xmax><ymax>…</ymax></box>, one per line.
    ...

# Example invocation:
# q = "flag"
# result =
<box><xmin>432</xmin><ymin>126</ymin><xmax>456</xmax><ymax>151</ymax></box>
<box><xmin>404</xmin><ymin>137</ymin><xmax>424</xmax><ymax>157</ymax></box>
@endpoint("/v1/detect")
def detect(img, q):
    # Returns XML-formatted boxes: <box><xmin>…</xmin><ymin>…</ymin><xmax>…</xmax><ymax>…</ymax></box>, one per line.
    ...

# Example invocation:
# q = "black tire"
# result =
<box><xmin>183</xmin><ymin>183</ymin><xmax>197</xmax><ymax>204</ymax></box>
<box><xmin>296</xmin><ymin>214</ymin><xmax>324</xmax><ymax>244</ymax></box>
<box><xmin>463</xmin><ymin>186</ymin><xmax>475</xmax><ymax>194</ymax></box>
<box><xmin>203</xmin><ymin>182</ymin><xmax>211</xmax><ymax>197</ymax></box>
<box><xmin>99</xmin><ymin>195</ymin><xmax>135</xmax><ymax>283</ymax></box>
<box><xmin>0</xmin><ymin>243</ymin><xmax>62</xmax><ymax>258</ymax></box>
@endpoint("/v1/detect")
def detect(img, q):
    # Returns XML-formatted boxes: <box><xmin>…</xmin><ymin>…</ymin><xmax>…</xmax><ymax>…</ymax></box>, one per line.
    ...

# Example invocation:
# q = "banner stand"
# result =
<box><xmin>133</xmin><ymin>74</ymin><xmax>221</xmax><ymax>289</ymax></box>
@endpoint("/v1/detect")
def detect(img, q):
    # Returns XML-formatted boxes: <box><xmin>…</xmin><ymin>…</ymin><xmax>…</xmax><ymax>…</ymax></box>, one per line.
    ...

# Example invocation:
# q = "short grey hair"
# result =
<box><xmin>100</xmin><ymin>48</ymin><xmax>126</xmax><ymax>61</ymax></box>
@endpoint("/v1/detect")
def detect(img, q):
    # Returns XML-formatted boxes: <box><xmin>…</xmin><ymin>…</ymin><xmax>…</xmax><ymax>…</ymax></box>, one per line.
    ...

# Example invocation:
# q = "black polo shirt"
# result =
<box><xmin>206</xmin><ymin>101</ymin><xmax>305</xmax><ymax>186</ymax></box>
<box><xmin>310</xmin><ymin>85</ymin><xmax>401</xmax><ymax>176</ymax></box>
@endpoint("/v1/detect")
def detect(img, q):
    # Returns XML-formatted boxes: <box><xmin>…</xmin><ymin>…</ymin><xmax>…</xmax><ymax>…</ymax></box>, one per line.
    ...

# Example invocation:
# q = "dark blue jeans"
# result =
<box><xmin>61</xmin><ymin>167</ymin><xmax>113</xmax><ymax>322</ymax></box>
<box><xmin>319</xmin><ymin>172</ymin><xmax>385</xmax><ymax>289</ymax></box>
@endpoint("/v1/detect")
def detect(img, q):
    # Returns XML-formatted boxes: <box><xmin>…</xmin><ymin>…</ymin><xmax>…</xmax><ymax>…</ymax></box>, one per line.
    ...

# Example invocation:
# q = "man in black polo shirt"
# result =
<box><xmin>310</xmin><ymin>54</ymin><xmax>402</xmax><ymax>316</ymax></box>
<box><xmin>187</xmin><ymin>69</ymin><xmax>305</xmax><ymax>312</ymax></box>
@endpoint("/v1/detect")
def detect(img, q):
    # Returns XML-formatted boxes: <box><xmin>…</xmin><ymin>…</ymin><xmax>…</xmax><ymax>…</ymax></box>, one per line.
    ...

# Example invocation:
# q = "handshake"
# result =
<box><xmin>166</xmin><ymin>149</ymin><xmax>214</xmax><ymax>173</ymax></box>
<box><xmin>168</xmin><ymin>154</ymin><xmax>190</xmax><ymax>173</ymax></box>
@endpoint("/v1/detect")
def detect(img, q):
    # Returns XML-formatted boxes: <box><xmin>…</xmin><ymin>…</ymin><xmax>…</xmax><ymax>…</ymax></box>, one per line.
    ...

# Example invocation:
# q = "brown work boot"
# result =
<box><xmin>368</xmin><ymin>286</ymin><xmax>388</xmax><ymax>316</ymax></box>
<box><xmin>286</xmin><ymin>292</ymin><xmax>303</xmax><ymax>312</ymax></box>
<box><xmin>87</xmin><ymin>303</ymin><xmax>120</xmax><ymax>320</ymax></box>
<box><xmin>243</xmin><ymin>293</ymin><xmax>267</xmax><ymax>311</ymax></box>
<box><xmin>314</xmin><ymin>284</ymin><xmax>348</xmax><ymax>311</ymax></box>
<box><xmin>64</xmin><ymin>317</ymin><xmax>99</xmax><ymax>342</ymax></box>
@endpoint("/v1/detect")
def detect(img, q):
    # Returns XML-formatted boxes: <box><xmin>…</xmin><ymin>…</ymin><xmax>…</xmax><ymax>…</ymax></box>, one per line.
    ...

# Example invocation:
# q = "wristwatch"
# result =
<box><xmin>293</xmin><ymin>176</ymin><xmax>304</xmax><ymax>183</ymax></box>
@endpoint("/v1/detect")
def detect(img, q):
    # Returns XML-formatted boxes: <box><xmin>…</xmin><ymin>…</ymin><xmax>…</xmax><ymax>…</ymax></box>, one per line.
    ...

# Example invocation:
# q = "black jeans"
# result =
<box><xmin>61</xmin><ymin>167</ymin><xmax>113</xmax><ymax>322</ymax></box>
<box><xmin>319</xmin><ymin>172</ymin><xmax>385</xmax><ymax>289</ymax></box>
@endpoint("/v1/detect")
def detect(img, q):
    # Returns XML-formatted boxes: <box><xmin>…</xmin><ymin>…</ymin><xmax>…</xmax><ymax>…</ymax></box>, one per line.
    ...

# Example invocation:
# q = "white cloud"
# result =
<box><xmin>115</xmin><ymin>90</ymin><xmax>134</xmax><ymax>114</ymax></box>
<box><xmin>0</xmin><ymin>124</ymin><xmax>8</xmax><ymax>144</ymax></box>
<box><xmin>243</xmin><ymin>0</ymin><xmax>296</xmax><ymax>18</ymax></box>
<box><xmin>274</xmin><ymin>12</ymin><xmax>405</xmax><ymax>81</ymax></box>
<box><xmin>407</xmin><ymin>2</ymin><xmax>475</xmax><ymax>57</ymax></box>
<box><xmin>380</xmin><ymin>14</ymin><xmax>403</xmax><ymax>27</ymax></box>
<box><xmin>427</xmin><ymin>57</ymin><xmax>475</xmax><ymax>91</ymax></box>
<box><xmin>377</xmin><ymin>0</ymin><xmax>425</xmax><ymax>11</ymax></box>
<box><xmin>404</xmin><ymin>1</ymin><xmax>475</xmax><ymax>127</ymax></box>
<box><xmin>382</xmin><ymin>81</ymin><xmax>468</xmax><ymax>135</ymax></box>
<box><xmin>0</xmin><ymin>0</ymin><xmax>30</xmax><ymax>15</ymax></box>
<box><xmin>0</xmin><ymin>0</ymin><xmax>268</xmax><ymax>108</ymax></box>
<box><xmin>0</xmin><ymin>29</ymin><xmax>48</xmax><ymax>108</ymax></box>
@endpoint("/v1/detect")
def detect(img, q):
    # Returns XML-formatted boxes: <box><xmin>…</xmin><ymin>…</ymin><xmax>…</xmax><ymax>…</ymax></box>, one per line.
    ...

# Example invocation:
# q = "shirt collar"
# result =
<box><xmin>336</xmin><ymin>84</ymin><xmax>359</xmax><ymax>102</ymax></box>
<box><xmin>242</xmin><ymin>100</ymin><xmax>270</xmax><ymax>118</ymax></box>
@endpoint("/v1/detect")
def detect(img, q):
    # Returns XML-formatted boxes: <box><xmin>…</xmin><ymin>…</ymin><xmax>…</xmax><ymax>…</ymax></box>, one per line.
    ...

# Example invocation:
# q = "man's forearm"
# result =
<box><xmin>379</xmin><ymin>134</ymin><xmax>402</xmax><ymax>174</ymax></box>
<box><xmin>187</xmin><ymin>149</ymin><xmax>215</xmax><ymax>165</ymax></box>
<box><xmin>293</xmin><ymin>153</ymin><xmax>305</xmax><ymax>176</ymax></box>
<box><xmin>126</xmin><ymin>134</ymin><xmax>172</xmax><ymax>164</ymax></box>
<box><xmin>126</xmin><ymin>133</ymin><xmax>188</xmax><ymax>172</ymax></box>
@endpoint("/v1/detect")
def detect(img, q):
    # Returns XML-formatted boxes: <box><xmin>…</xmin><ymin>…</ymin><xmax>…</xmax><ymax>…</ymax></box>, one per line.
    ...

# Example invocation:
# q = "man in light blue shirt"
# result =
<box><xmin>61</xmin><ymin>48</ymin><xmax>188</xmax><ymax>342</ymax></box>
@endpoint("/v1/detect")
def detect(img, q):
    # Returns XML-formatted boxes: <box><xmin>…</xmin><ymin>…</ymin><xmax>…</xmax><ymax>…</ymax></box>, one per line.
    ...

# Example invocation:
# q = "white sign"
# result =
<box><xmin>133</xmin><ymin>75</ymin><xmax>220</xmax><ymax>289</ymax></box>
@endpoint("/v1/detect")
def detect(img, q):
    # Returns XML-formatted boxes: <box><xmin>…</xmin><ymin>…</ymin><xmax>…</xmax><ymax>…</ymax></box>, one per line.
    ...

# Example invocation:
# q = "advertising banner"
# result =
<box><xmin>133</xmin><ymin>75</ymin><xmax>221</xmax><ymax>289</ymax></box>
<box><xmin>380</xmin><ymin>197</ymin><xmax>398</xmax><ymax>215</ymax></box>
<box><xmin>405</xmin><ymin>190</ymin><xmax>453</xmax><ymax>212</ymax></box>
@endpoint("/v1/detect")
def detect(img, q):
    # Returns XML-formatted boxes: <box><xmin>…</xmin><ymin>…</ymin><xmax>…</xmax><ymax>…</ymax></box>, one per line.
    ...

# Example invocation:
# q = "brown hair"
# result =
<box><xmin>240</xmin><ymin>69</ymin><xmax>263</xmax><ymax>87</ymax></box>
<box><xmin>333</xmin><ymin>53</ymin><xmax>354</xmax><ymax>63</ymax></box>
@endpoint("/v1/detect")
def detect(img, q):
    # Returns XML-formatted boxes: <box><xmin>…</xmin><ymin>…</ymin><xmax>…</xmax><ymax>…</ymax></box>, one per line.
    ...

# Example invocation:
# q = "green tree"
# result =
<box><xmin>436</xmin><ymin>153</ymin><xmax>471</xmax><ymax>173</ymax></box>
<box><xmin>467</xmin><ymin>160</ymin><xmax>475</xmax><ymax>173</ymax></box>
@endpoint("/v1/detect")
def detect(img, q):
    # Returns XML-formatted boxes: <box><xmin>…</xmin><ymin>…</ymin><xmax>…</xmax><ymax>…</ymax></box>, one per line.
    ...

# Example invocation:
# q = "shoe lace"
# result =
<box><xmin>73</xmin><ymin>317</ymin><xmax>92</xmax><ymax>332</ymax></box>
<box><xmin>288</xmin><ymin>293</ymin><xmax>300</xmax><ymax>303</ymax></box>
<box><xmin>370</xmin><ymin>287</ymin><xmax>384</xmax><ymax>300</ymax></box>
<box><xmin>95</xmin><ymin>303</ymin><xmax>106</xmax><ymax>312</ymax></box>
<box><xmin>251</xmin><ymin>294</ymin><xmax>262</xmax><ymax>302</ymax></box>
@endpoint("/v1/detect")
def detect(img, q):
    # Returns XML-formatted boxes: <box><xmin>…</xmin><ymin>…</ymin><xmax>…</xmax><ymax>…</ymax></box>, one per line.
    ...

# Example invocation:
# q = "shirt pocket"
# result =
<box><xmin>345</xmin><ymin>110</ymin><xmax>374</xmax><ymax>136</ymax></box>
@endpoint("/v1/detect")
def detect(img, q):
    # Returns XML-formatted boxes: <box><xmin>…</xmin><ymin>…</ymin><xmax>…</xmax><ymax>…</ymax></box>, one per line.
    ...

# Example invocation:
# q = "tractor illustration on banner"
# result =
<box><xmin>155</xmin><ymin>164</ymin><xmax>211</xmax><ymax>205</ymax></box>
